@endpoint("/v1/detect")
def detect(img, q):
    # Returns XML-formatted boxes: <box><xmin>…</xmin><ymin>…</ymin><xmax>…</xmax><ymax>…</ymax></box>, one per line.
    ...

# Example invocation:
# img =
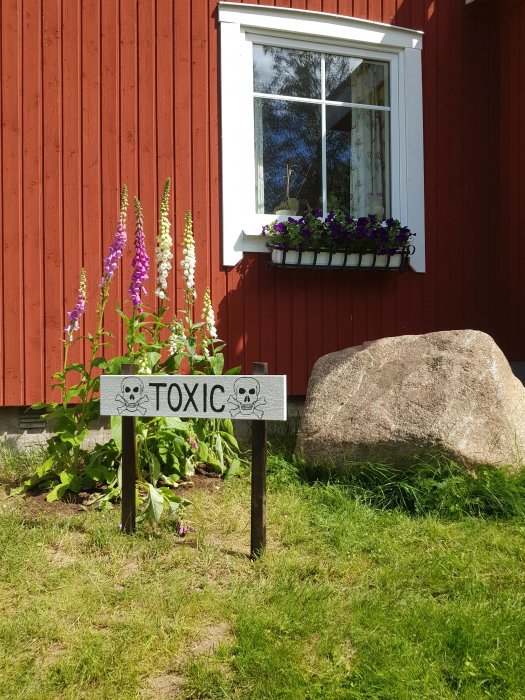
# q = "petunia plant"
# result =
<box><xmin>263</xmin><ymin>209</ymin><xmax>414</xmax><ymax>256</ymax></box>
<box><xmin>21</xmin><ymin>180</ymin><xmax>243</xmax><ymax>527</ymax></box>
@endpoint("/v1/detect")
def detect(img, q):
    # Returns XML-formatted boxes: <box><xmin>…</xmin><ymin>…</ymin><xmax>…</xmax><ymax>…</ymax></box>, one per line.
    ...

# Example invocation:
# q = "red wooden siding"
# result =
<box><xmin>0</xmin><ymin>0</ymin><xmax>517</xmax><ymax>404</ymax></box>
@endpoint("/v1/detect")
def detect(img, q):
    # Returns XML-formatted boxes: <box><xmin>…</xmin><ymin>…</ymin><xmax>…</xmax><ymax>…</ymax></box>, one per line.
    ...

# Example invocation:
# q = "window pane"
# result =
<box><xmin>254</xmin><ymin>98</ymin><xmax>322</xmax><ymax>214</ymax></box>
<box><xmin>253</xmin><ymin>45</ymin><xmax>321</xmax><ymax>99</ymax></box>
<box><xmin>326</xmin><ymin>105</ymin><xmax>389</xmax><ymax>218</ymax></box>
<box><xmin>325</xmin><ymin>56</ymin><xmax>388</xmax><ymax>106</ymax></box>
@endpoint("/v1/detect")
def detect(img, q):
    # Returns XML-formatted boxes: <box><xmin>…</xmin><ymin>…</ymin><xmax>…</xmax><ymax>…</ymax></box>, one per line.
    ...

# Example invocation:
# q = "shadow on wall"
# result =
<box><xmin>216</xmin><ymin>250</ymin><xmax>409</xmax><ymax>397</ymax></box>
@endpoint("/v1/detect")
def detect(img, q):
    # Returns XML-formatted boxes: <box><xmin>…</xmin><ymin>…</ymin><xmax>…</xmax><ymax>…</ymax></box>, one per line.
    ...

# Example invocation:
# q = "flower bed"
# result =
<box><xmin>263</xmin><ymin>210</ymin><xmax>415</xmax><ymax>271</ymax></box>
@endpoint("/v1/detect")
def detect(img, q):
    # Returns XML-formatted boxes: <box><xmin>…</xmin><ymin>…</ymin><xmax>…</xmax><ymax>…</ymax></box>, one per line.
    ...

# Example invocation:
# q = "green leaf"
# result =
<box><xmin>159</xmin><ymin>473</ymin><xmax>181</xmax><ymax>487</ymax></box>
<box><xmin>164</xmin><ymin>416</ymin><xmax>190</xmax><ymax>432</ymax></box>
<box><xmin>197</xmin><ymin>441</ymin><xmax>209</xmax><ymax>463</ymax></box>
<box><xmin>147</xmin><ymin>351</ymin><xmax>162</xmax><ymax>368</ymax></box>
<box><xmin>111</xmin><ymin>416</ymin><xmax>122</xmax><ymax>451</ymax></box>
<box><xmin>59</xmin><ymin>470</ymin><xmax>82</xmax><ymax>492</ymax></box>
<box><xmin>214</xmin><ymin>434</ymin><xmax>225</xmax><ymax>471</ymax></box>
<box><xmin>84</xmin><ymin>463</ymin><xmax>117</xmax><ymax>484</ymax></box>
<box><xmin>58</xmin><ymin>430</ymin><xmax>88</xmax><ymax>446</ymax></box>
<box><xmin>209</xmin><ymin>353</ymin><xmax>225</xmax><ymax>375</ymax></box>
<box><xmin>64</xmin><ymin>363</ymin><xmax>88</xmax><ymax>374</ymax></box>
<box><xmin>31</xmin><ymin>401</ymin><xmax>53</xmax><ymax>411</ymax></box>
<box><xmin>224</xmin><ymin>365</ymin><xmax>242</xmax><ymax>375</ymax></box>
<box><xmin>143</xmin><ymin>484</ymin><xmax>165</xmax><ymax>523</ymax></box>
<box><xmin>107</xmin><ymin>357</ymin><xmax>126</xmax><ymax>375</ymax></box>
<box><xmin>224</xmin><ymin>457</ymin><xmax>243</xmax><ymax>480</ymax></box>
<box><xmin>150</xmin><ymin>455</ymin><xmax>161</xmax><ymax>486</ymax></box>
<box><xmin>92</xmin><ymin>357</ymin><xmax>110</xmax><ymax>370</ymax></box>
<box><xmin>47</xmin><ymin>483</ymin><xmax>69</xmax><ymax>503</ymax></box>
<box><xmin>37</xmin><ymin>457</ymin><xmax>56</xmax><ymax>478</ymax></box>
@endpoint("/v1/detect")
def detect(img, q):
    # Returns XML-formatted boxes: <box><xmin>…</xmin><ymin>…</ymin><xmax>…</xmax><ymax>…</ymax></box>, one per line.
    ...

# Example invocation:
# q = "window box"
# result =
<box><xmin>264</xmin><ymin>209</ymin><xmax>414</xmax><ymax>271</ymax></box>
<box><xmin>269</xmin><ymin>246</ymin><xmax>410</xmax><ymax>271</ymax></box>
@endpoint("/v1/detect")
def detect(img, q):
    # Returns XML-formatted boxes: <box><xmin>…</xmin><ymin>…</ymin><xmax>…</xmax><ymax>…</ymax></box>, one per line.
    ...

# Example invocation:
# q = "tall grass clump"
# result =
<box><xmin>0</xmin><ymin>441</ymin><xmax>46</xmax><ymax>485</ymax></box>
<box><xmin>297</xmin><ymin>455</ymin><xmax>525</xmax><ymax>520</ymax></box>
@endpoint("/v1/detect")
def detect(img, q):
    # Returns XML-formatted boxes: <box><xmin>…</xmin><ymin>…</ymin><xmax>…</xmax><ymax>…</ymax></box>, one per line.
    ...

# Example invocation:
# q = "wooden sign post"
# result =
<box><xmin>100</xmin><ymin>366</ymin><xmax>287</xmax><ymax>558</ymax></box>
<box><xmin>251</xmin><ymin>362</ymin><xmax>267</xmax><ymax>560</ymax></box>
<box><xmin>120</xmin><ymin>363</ymin><xmax>137</xmax><ymax>534</ymax></box>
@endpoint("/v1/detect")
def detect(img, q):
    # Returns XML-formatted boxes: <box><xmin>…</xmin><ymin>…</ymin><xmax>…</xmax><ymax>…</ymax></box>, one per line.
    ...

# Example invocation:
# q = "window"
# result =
<box><xmin>219</xmin><ymin>3</ymin><xmax>425</xmax><ymax>272</ymax></box>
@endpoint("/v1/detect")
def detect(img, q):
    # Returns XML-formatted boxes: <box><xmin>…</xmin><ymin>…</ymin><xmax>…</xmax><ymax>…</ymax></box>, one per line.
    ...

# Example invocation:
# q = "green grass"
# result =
<box><xmin>1</xmin><ymin>446</ymin><xmax>525</xmax><ymax>698</ymax></box>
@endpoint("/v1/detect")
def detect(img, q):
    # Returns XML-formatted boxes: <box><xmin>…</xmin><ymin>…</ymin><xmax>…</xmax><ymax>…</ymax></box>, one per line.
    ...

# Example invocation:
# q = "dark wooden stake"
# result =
<box><xmin>121</xmin><ymin>363</ymin><xmax>137</xmax><ymax>534</ymax></box>
<box><xmin>251</xmin><ymin>361</ymin><xmax>268</xmax><ymax>560</ymax></box>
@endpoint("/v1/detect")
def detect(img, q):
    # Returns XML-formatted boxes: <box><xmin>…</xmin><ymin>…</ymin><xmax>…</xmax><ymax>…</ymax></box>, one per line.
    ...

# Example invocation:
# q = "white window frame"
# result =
<box><xmin>218</xmin><ymin>2</ymin><xmax>425</xmax><ymax>272</ymax></box>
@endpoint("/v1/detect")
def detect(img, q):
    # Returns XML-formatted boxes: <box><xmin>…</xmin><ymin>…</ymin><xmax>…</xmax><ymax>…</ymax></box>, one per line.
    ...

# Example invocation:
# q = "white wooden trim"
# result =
<box><xmin>218</xmin><ymin>2</ymin><xmax>425</xmax><ymax>271</ymax></box>
<box><xmin>404</xmin><ymin>47</ymin><xmax>425</xmax><ymax>272</ymax></box>
<box><xmin>218</xmin><ymin>3</ymin><xmax>423</xmax><ymax>50</ymax></box>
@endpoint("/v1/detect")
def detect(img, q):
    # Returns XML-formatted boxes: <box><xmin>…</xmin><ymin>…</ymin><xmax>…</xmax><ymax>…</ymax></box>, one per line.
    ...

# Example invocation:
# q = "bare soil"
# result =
<box><xmin>2</xmin><ymin>467</ymin><xmax>223</xmax><ymax>519</ymax></box>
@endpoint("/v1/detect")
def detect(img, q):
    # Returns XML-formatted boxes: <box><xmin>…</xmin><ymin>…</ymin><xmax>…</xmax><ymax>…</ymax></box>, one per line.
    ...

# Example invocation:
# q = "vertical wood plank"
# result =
<box><xmin>243</xmin><ymin>255</ymin><xmax>262</xmax><ymax>374</ymax></box>
<box><xmin>22</xmin><ymin>0</ymin><xmax>45</xmax><ymax>403</ymax></box>
<box><xmin>137</xmin><ymin>0</ymin><xmax>156</xmax><ymax>311</ymax></box>
<box><xmin>226</xmin><ymin>263</ymin><xmax>246</xmax><ymax>372</ymax></box>
<box><xmin>2</xmin><ymin>0</ymin><xmax>24</xmax><ymax>404</ymax></box>
<box><xmin>258</xmin><ymin>261</ymin><xmax>277</xmax><ymax>374</ymax></box>
<box><xmin>337</xmin><ymin>0</ymin><xmax>354</xmax><ymax>17</ymax></box>
<box><xmin>156</xmin><ymin>0</ymin><xmax>175</xmax><ymax>305</ymax></box>
<box><xmin>0</xmin><ymin>3</ymin><xmax>3</xmax><ymax>405</ymax></box>
<box><xmin>306</xmin><ymin>274</ymin><xmax>324</xmax><ymax>377</ymax></box>
<box><xmin>42</xmin><ymin>0</ymin><xmax>63</xmax><ymax>403</ymax></box>
<box><xmin>62</xmin><ymin>0</ymin><xmax>84</xmax><ymax>382</ymax></box>
<box><xmin>191</xmin><ymin>0</ymin><xmax>211</xmax><ymax>297</ymax></box>
<box><xmin>118</xmin><ymin>0</ymin><xmax>138</xmax><ymax>352</ymax></box>
<box><xmin>174</xmin><ymin>1</ymin><xmax>192</xmax><ymax>311</ymax></box>
<box><xmin>352</xmin><ymin>0</ymin><xmax>369</xmax><ymax>19</ymax></box>
<box><xmin>101</xmin><ymin>0</ymin><xmax>121</xmax><ymax>358</ymax></box>
<box><xmin>290</xmin><ymin>270</ymin><xmax>308</xmax><ymax>392</ymax></box>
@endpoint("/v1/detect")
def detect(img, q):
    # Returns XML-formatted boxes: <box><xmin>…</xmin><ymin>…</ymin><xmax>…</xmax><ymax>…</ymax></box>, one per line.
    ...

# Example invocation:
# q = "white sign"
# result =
<box><xmin>100</xmin><ymin>374</ymin><xmax>287</xmax><ymax>421</ymax></box>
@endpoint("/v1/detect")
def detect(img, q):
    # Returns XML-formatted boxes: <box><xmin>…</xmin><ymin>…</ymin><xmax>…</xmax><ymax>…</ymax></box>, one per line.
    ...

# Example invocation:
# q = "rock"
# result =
<box><xmin>296</xmin><ymin>330</ymin><xmax>525</xmax><ymax>470</ymax></box>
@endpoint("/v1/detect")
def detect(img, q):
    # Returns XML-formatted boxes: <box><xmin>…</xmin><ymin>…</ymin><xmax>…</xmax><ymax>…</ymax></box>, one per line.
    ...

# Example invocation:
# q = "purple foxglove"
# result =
<box><xmin>102</xmin><ymin>185</ymin><xmax>128</xmax><ymax>287</ymax></box>
<box><xmin>65</xmin><ymin>268</ymin><xmax>87</xmax><ymax>341</ymax></box>
<box><xmin>129</xmin><ymin>197</ymin><xmax>150</xmax><ymax>312</ymax></box>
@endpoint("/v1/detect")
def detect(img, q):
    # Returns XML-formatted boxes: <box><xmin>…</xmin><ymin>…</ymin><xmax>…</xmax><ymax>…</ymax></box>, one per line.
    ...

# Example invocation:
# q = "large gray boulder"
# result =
<box><xmin>296</xmin><ymin>330</ymin><xmax>525</xmax><ymax>470</ymax></box>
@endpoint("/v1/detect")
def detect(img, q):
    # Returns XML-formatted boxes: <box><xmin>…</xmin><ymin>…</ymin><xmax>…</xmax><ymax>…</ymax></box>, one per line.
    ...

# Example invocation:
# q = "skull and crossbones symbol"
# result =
<box><xmin>115</xmin><ymin>377</ymin><xmax>149</xmax><ymax>415</ymax></box>
<box><xmin>227</xmin><ymin>378</ymin><xmax>266</xmax><ymax>419</ymax></box>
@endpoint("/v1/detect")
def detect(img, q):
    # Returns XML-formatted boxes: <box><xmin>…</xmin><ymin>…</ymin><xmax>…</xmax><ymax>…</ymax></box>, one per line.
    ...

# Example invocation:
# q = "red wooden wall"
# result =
<box><xmin>0</xmin><ymin>0</ymin><xmax>514</xmax><ymax>405</ymax></box>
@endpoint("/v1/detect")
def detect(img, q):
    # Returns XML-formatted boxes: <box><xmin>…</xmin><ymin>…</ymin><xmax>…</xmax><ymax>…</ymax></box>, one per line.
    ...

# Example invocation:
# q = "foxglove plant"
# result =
<box><xmin>65</xmin><ymin>267</ymin><xmax>87</xmax><ymax>342</ymax></box>
<box><xmin>129</xmin><ymin>197</ymin><xmax>149</xmax><ymax>313</ymax></box>
<box><xmin>155</xmin><ymin>178</ymin><xmax>173</xmax><ymax>301</ymax></box>
<box><xmin>181</xmin><ymin>210</ymin><xmax>196</xmax><ymax>299</ymax></box>
<box><xmin>27</xmin><ymin>183</ymin><xmax>243</xmax><ymax>525</ymax></box>
<box><xmin>102</xmin><ymin>185</ymin><xmax>128</xmax><ymax>288</ymax></box>
<box><xmin>202</xmin><ymin>288</ymin><xmax>218</xmax><ymax>340</ymax></box>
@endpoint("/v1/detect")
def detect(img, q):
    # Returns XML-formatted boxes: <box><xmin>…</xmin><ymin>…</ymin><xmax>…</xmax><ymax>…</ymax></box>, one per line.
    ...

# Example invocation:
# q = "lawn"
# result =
<box><xmin>1</xmin><ymin>444</ymin><xmax>525</xmax><ymax>699</ymax></box>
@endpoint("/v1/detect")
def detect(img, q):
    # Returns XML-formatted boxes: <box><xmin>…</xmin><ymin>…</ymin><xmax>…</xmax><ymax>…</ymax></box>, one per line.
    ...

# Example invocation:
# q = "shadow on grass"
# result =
<box><xmin>266</xmin><ymin>435</ymin><xmax>525</xmax><ymax>520</ymax></box>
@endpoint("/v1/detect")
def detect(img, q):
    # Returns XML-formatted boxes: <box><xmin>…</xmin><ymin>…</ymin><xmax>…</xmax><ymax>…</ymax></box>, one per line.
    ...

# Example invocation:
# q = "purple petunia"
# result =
<box><xmin>129</xmin><ymin>197</ymin><xmax>149</xmax><ymax>312</ymax></box>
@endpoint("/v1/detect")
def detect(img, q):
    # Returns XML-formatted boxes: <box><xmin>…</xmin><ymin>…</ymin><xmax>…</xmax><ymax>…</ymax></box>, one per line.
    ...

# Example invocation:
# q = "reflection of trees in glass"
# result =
<box><xmin>253</xmin><ymin>45</ymin><xmax>389</xmax><ymax>217</ymax></box>
<box><xmin>253</xmin><ymin>45</ymin><xmax>321</xmax><ymax>98</ymax></box>
<box><xmin>257</xmin><ymin>99</ymin><xmax>322</xmax><ymax>213</ymax></box>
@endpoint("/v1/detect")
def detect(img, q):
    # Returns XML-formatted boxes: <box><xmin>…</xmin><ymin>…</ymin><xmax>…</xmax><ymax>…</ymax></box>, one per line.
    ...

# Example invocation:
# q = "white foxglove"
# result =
<box><xmin>155</xmin><ymin>178</ymin><xmax>173</xmax><ymax>300</ymax></box>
